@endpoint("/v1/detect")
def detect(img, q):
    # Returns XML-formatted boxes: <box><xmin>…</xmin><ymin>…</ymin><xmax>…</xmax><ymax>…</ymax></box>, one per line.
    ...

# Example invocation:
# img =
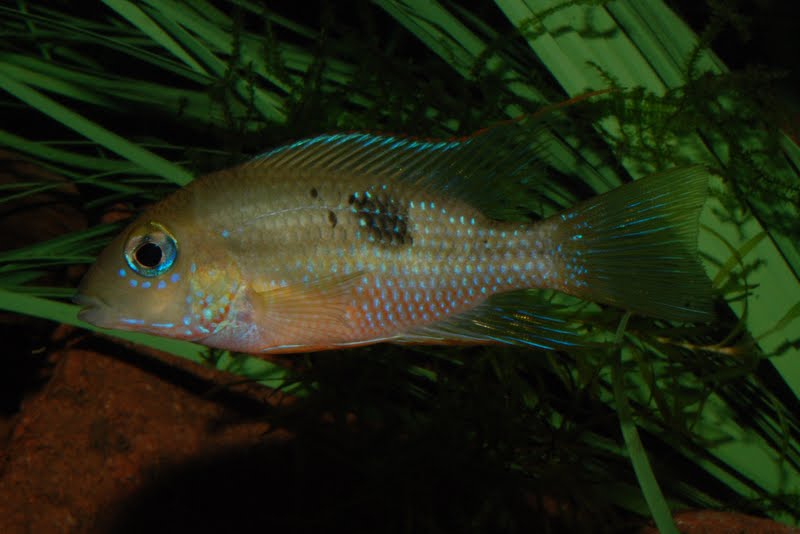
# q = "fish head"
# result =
<box><xmin>75</xmin><ymin>212</ymin><xmax>226</xmax><ymax>340</ymax></box>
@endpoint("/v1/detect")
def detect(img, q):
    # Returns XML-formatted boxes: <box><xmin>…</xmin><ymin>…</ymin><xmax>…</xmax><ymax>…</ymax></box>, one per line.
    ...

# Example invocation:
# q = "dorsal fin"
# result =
<box><xmin>245</xmin><ymin>117</ymin><xmax>556</xmax><ymax>218</ymax></box>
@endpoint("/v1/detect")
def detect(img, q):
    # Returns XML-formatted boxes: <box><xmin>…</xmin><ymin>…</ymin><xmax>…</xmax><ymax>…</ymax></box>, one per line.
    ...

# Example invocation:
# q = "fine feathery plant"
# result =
<box><xmin>1</xmin><ymin>0</ymin><xmax>799</xmax><ymax>531</ymax></box>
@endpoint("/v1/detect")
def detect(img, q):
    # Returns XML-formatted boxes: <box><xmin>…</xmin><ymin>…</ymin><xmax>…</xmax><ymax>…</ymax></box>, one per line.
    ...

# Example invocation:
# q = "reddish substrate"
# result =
<box><xmin>0</xmin><ymin>344</ymin><xmax>280</xmax><ymax>533</ymax></box>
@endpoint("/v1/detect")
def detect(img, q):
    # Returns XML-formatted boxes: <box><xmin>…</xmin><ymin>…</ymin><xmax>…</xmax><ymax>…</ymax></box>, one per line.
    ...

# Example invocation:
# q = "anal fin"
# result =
<box><xmin>394</xmin><ymin>290</ymin><xmax>589</xmax><ymax>350</ymax></box>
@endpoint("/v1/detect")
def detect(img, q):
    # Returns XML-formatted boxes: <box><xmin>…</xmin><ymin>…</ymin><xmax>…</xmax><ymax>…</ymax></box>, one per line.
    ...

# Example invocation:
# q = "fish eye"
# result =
<box><xmin>135</xmin><ymin>242</ymin><xmax>162</xmax><ymax>268</ymax></box>
<box><xmin>124</xmin><ymin>222</ymin><xmax>178</xmax><ymax>277</ymax></box>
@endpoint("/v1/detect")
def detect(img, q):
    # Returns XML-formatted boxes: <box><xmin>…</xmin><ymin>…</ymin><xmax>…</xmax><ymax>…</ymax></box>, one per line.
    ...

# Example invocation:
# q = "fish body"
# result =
<box><xmin>76</xmin><ymin>122</ymin><xmax>713</xmax><ymax>353</ymax></box>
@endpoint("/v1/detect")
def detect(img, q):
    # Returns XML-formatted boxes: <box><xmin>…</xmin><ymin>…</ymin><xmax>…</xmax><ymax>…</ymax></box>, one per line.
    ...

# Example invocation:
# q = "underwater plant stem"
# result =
<box><xmin>613</xmin><ymin>312</ymin><xmax>679</xmax><ymax>533</ymax></box>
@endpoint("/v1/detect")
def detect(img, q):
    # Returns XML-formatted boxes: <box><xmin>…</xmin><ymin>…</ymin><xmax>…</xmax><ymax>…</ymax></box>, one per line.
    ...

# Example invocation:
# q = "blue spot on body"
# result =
<box><xmin>129</xmin><ymin>279</ymin><xmax>138</xmax><ymax>288</ymax></box>
<box><xmin>221</xmin><ymin>229</ymin><xmax>230</xmax><ymax>238</ymax></box>
<box><xmin>183</xmin><ymin>316</ymin><xmax>191</xmax><ymax>326</ymax></box>
<box><xmin>141</xmin><ymin>281</ymin><xmax>151</xmax><ymax>289</ymax></box>
<box><xmin>118</xmin><ymin>269</ymin><xmax>127</xmax><ymax>278</ymax></box>
<box><xmin>157</xmin><ymin>280</ymin><xmax>167</xmax><ymax>289</ymax></box>
<box><xmin>170</xmin><ymin>273</ymin><xmax>181</xmax><ymax>283</ymax></box>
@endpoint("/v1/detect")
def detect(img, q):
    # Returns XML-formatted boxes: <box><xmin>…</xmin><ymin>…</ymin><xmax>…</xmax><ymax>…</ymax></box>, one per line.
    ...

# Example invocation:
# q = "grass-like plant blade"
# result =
<box><xmin>0</xmin><ymin>61</ymin><xmax>113</xmax><ymax>108</ymax></box>
<box><xmin>0</xmin><ymin>130</ymin><xmax>141</xmax><ymax>174</ymax></box>
<box><xmin>614</xmin><ymin>352</ymin><xmax>678</xmax><ymax>533</ymax></box>
<box><xmin>0</xmin><ymin>288</ymin><xmax>293</xmax><ymax>389</ymax></box>
<box><xmin>0</xmin><ymin>288</ymin><xmax>205</xmax><ymax>362</ymax></box>
<box><xmin>2</xmin><ymin>1</ymin><xmax>799</xmax><ymax>526</ymax></box>
<box><xmin>102</xmin><ymin>0</ymin><xmax>208</xmax><ymax>74</ymax></box>
<box><xmin>140</xmin><ymin>0</ymin><xmax>287</xmax><ymax>121</ymax></box>
<box><xmin>0</xmin><ymin>70</ymin><xmax>193</xmax><ymax>186</ymax></box>
<box><xmin>481</xmin><ymin>0</ymin><xmax>800</xmax><ymax>523</ymax></box>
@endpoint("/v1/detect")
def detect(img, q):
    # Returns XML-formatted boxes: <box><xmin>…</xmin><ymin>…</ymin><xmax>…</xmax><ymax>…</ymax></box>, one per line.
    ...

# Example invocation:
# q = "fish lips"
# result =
<box><xmin>73</xmin><ymin>292</ymin><xmax>115</xmax><ymax>328</ymax></box>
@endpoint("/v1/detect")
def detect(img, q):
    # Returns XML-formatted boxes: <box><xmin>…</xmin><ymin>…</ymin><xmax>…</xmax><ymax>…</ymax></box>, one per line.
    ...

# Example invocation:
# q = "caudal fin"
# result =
<box><xmin>549</xmin><ymin>165</ymin><xmax>714</xmax><ymax>322</ymax></box>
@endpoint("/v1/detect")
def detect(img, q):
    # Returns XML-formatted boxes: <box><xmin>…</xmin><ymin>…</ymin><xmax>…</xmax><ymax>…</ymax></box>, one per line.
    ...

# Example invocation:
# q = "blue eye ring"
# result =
<box><xmin>124</xmin><ymin>222</ymin><xmax>178</xmax><ymax>277</ymax></box>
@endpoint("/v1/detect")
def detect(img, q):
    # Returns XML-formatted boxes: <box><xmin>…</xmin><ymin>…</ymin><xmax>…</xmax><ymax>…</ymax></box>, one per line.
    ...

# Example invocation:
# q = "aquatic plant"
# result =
<box><xmin>1</xmin><ymin>1</ymin><xmax>798</xmax><ymax>531</ymax></box>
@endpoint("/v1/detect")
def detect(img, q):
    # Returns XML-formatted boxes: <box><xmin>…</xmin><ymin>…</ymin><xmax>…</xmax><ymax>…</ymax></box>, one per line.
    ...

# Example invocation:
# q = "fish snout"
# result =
<box><xmin>72</xmin><ymin>292</ymin><xmax>110</xmax><ymax>325</ymax></box>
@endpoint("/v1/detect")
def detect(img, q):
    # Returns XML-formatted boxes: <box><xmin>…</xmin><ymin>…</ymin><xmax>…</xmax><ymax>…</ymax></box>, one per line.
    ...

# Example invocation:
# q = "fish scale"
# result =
<box><xmin>75</xmin><ymin>119</ymin><xmax>714</xmax><ymax>354</ymax></box>
<box><xmin>238</xmin><ymin>182</ymin><xmax>471</xmax><ymax>344</ymax></box>
<box><xmin>182</xmin><ymin>172</ymin><xmax>589</xmax><ymax>350</ymax></box>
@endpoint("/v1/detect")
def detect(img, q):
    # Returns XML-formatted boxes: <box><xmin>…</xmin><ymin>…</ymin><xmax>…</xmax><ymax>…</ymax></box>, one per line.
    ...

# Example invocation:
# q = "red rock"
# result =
<box><xmin>0</xmin><ymin>347</ymin><xmax>287</xmax><ymax>533</ymax></box>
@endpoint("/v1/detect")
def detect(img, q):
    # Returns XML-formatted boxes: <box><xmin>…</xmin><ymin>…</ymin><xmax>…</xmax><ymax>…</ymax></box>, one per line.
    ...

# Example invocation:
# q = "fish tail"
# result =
<box><xmin>547</xmin><ymin>165</ymin><xmax>713</xmax><ymax>321</ymax></box>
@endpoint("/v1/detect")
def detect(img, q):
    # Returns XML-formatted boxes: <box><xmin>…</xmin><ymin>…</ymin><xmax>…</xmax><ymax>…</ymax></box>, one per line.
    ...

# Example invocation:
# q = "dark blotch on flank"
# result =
<box><xmin>310</xmin><ymin>187</ymin><xmax>318</xmax><ymax>198</ymax></box>
<box><xmin>328</xmin><ymin>210</ymin><xmax>337</xmax><ymax>228</ymax></box>
<box><xmin>349</xmin><ymin>188</ymin><xmax>412</xmax><ymax>247</ymax></box>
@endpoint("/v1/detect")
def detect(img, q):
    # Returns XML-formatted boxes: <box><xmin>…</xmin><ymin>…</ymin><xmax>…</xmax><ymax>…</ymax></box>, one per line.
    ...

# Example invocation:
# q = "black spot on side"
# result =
<box><xmin>349</xmin><ymin>188</ymin><xmax>413</xmax><ymax>247</ymax></box>
<box><xmin>328</xmin><ymin>210</ymin><xmax>337</xmax><ymax>228</ymax></box>
<box><xmin>310</xmin><ymin>187</ymin><xmax>318</xmax><ymax>199</ymax></box>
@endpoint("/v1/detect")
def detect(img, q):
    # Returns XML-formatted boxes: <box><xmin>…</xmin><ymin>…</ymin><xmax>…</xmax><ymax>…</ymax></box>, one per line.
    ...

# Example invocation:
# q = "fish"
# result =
<box><xmin>74</xmin><ymin>118</ymin><xmax>713</xmax><ymax>354</ymax></box>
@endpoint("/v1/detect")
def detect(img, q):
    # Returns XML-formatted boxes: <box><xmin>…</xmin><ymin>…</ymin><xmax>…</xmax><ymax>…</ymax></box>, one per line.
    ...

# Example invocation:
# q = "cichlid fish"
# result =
<box><xmin>74</xmin><ymin>119</ymin><xmax>713</xmax><ymax>354</ymax></box>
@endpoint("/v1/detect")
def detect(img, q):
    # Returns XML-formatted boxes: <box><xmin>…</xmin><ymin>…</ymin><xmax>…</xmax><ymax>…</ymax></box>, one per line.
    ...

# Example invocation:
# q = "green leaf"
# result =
<box><xmin>0</xmin><ymin>69</ymin><xmax>194</xmax><ymax>186</ymax></box>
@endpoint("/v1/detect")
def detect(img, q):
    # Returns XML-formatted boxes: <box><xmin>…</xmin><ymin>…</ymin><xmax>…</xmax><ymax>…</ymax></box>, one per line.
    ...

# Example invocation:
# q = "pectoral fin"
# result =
<box><xmin>250</xmin><ymin>272</ymin><xmax>365</xmax><ymax>348</ymax></box>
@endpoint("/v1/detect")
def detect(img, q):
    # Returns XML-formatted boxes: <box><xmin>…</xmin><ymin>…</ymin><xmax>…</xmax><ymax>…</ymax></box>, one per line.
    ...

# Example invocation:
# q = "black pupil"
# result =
<box><xmin>135</xmin><ymin>242</ymin><xmax>163</xmax><ymax>268</ymax></box>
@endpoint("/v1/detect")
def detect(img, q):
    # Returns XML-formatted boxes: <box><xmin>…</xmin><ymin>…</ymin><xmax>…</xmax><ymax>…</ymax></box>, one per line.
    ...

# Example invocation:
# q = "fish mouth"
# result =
<box><xmin>72</xmin><ymin>292</ymin><xmax>114</xmax><ymax>327</ymax></box>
